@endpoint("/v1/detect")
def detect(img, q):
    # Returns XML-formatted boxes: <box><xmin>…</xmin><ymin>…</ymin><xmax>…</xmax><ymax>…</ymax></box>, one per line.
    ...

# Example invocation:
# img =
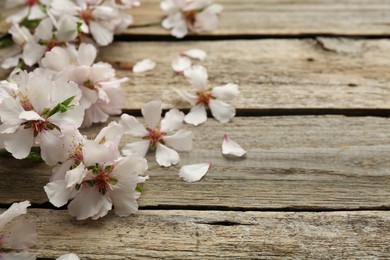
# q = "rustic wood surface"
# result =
<box><xmin>0</xmin><ymin>0</ymin><xmax>390</xmax><ymax>259</ymax></box>
<box><xmin>2</xmin><ymin>116</ymin><xmax>389</xmax><ymax>211</ymax></box>
<box><xmin>4</xmin><ymin>209</ymin><xmax>390</xmax><ymax>259</ymax></box>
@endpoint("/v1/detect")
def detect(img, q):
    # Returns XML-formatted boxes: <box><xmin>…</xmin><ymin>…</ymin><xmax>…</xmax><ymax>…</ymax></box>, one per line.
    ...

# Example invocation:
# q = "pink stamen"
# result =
<box><xmin>25</xmin><ymin>0</ymin><xmax>37</xmax><ymax>7</ymax></box>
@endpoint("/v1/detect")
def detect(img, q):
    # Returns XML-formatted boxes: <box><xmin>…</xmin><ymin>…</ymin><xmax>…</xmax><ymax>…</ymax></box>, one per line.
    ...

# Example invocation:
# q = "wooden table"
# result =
<box><xmin>1</xmin><ymin>0</ymin><xmax>390</xmax><ymax>258</ymax></box>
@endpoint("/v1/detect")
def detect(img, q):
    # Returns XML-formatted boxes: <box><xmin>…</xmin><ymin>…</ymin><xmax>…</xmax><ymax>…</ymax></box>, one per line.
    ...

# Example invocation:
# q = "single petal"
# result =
<box><xmin>122</xmin><ymin>140</ymin><xmax>150</xmax><ymax>158</ymax></box>
<box><xmin>119</xmin><ymin>114</ymin><xmax>148</xmax><ymax>137</ymax></box>
<box><xmin>0</xmin><ymin>201</ymin><xmax>30</xmax><ymax>229</ymax></box>
<box><xmin>163</xmin><ymin>129</ymin><xmax>192</xmax><ymax>151</ymax></box>
<box><xmin>161</xmin><ymin>12</ymin><xmax>181</xmax><ymax>29</ymax></box>
<box><xmin>22</xmin><ymin>41</ymin><xmax>46</xmax><ymax>66</ymax></box>
<box><xmin>19</xmin><ymin>111</ymin><xmax>43</xmax><ymax>121</ymax></box>
<box><xmin>89</xmin><ymin>21</ymin><xmax>113</xmax><ymax>46</ymax></box>
<box><xmin>49</xmin><ymin>106</ymin><xmax>85</xmax><ymax>130</ymax></box>
<box><xmin>184</xmin><ymin>104</ymin><xmax>207</xmax><ymax>126</ymax></box>
<box><xmin>65</xmin><ymin>162</ymin><xmax>87</xmax><ymax>188</ymax></box>
<box><xmin>160</xmin><ymin>0</ymin><xmax>177</xmax><ymax>13</ymax></box>
<box><xmin>1</xmin><ymin>55</ymin><xmax>21</xmax><ymax>69</ymax></box>
<box><xmin>222</xmin><ymin>134</ymin><xmax>247</xmax><ymax>157</ymax></box>
<box><xmin>0</xmin><ymin>98</ymin><xmax>24</xmax><ymax>131</ymax></box>
<box><xmin>171</xmin><ymin>20</ymin><xmax>188</xmax><ymax>39</ymax></box>
<box><xmin>77</xmin><ymin>43</ymin><xmax>97</xmax><ymax>66</ymax></box>
<box><xmin>160</xmin><ymin>109</ymin><xmax>184</xmax><ymax>132</ymax></box>
<box><xmin>209</xmin><ymin>99</ymin><xmax>236</xmax><ymax>123</ymax></box>
<box><xmin>50</xmin><ymin>160</ymin><xmax>73</xmax><ymax>181</ymax></box>
<box><xmin>155</xmin><ymin>143</ymin><xmax>179</xmax><ymax>167</ymax></box>
<box><xmin>132</xmin><ymin>59</ymin><xmax>156</xmax><ymax>73</ymax></box>
<box><xmin>211</xmin><ymin>83</ymin><xmax>240</xmax><ymax>100</ymax></box>
<box><xmin>6</xmin><ymin>7</ymin><xmax>29</xmax><ymax>24</ymax></box>
<box><xmin>39</xmin><ymin>131</ymin><xmax>65</xmax><ymax>165</ymax></box>
<box><xmin>44</xmin><ymin>180</ymin><xmax>73</xmax><ymax>207</ymax></box>
<box><xmin>57</xmin><ymin>253</ymin><xmax>80</xmax><ymax>260</ymax></box>
<box><xmin>182</xmin><ymin>49</ymin><xmax>207</xmax><ymax>60</ymax></box>
<box><xmin>41</xmin><ymin>47</ymin><xmax>71</xmax><ymax>72</ymax></box>
<box><xmin>2</xmin><ymin>221</ymin><xmax>37</xmax><ymax>250</ymax></box>
<box><xmin>4</xmin><ymin>128</ymin><xmax>34</xmax><ymax>160</ymax></box>
<box><xmin>179</xmin><ymin>163</ymin><xmax>211</xmax><ymax>182</ymax></box>
<box><xmin>173</xmin><ymin>88</ymin><xmax>197</xmax><ymax>106</ymax></box>
<box><xmin>28</xmin><ymin>5</ymin><xmax>47</xmax><ymax>20</ymax></box>
<box><xmin>82</xmin><ymin>140</ymin><xmax>116</xmax><ymax>167</ymax></box>
<box><xmin>171</xmin><ymin>55</ymin><xmax>191</xmax><ymax>73</ymax></box>
<box><xmin>82</xmin><ymin>105</ymin><xmax>109</xmax><ymax>128</ymax></box>
<box><xmin>94</xmin><ymin>121</ymin><xmax>124</xmax><ymax>146</ymax></box>
<box><xmin>56</xmin><ymin>15</ymin><xmax>79</xmax><ymax>42</ymax></box>
<box><xmin>183</xmin><ymin>65</ymin><xmax>208</xmax><ymax>90</ymax></box>
<box><xmin>34</xmin><ymin>18</ymin><xmax>53</xmax><ymax>41</ymax></box>
<box><xmin>68</xmin><ymin>186</ymin><xmax>112</xmax><ymax>220</ymax></box>
<box><xmin>141</xmin><ymin>100</ymin><xmax>162</xmax><ymax>129</ymax></box>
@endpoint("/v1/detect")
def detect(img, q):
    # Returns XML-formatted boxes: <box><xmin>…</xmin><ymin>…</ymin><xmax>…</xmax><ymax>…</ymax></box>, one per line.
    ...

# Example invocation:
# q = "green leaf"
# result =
<box><xmin>20</xmin><ymin>19</ymin><xmax>41</xmax><ymax>29</ymax></box>
<box><xmin>0</xmin><ymin>33</ymin><xmax>14</xmax><ymax>48</ymax></box>
<box><xmin>135</xmin><ymin>184</ymin><xmax>142</xmax><ymax>193</ymax></box>
<box><xmin>25</xmin><ymin>147</ymin><xmax>43</xmax><ymax>162</ymax></box>
<box><xmin>46</xmin><ymin>96</ymin><xmax>76</xmax><ymax>117</ymax></box>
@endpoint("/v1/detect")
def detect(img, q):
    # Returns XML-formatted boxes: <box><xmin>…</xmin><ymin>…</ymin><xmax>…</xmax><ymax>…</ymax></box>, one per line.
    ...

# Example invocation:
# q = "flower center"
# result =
<box><xmin>183</xmin><ymin>10</ymin><xmax>197</xmax><ymax>26</ymax></box>
<box><xmin>146</xmin><ymin>128</ymin><xmax>165</xmax><ymax>150</ymax></box>
<box><xmin>83</xmin><ymin>79</ymin><xmax>95</xmax><ymax>90</ymax></box>
<box><xmin>86</xmin><ymin>165</ymin><xmax>117</xmax><ymax>194</ymax></box>
<box><xmin>25</xmin><ymin>0</ymin><xmax>37</xmax><ymax>7</ymax></box>
<box><xmin>197</xmin><ymin>90</ymin><xmax>213</xmax><ymax>105</ymax></box>
<box><xmin>20</xmin><ymin>98</ymin><xmax>33</xmax><ymax>111</ymax></box>
<box><xmin>22</xmin><ymin>119</ymin><xmax>59</xmax><ymax>137</ymax></box>
<box><xmin>81</xmin><ymin>9</ymin><xmax>93</xmax><ymax>22</ymax></box>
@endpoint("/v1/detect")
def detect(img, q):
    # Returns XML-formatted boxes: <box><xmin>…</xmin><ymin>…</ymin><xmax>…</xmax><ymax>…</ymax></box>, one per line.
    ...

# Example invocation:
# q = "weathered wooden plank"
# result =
<box><xmin>1</xmin><ymin>39</ymin><xmax>389</xmax><ymax>110</ymax></box>
<box><xmin>3</xmin><ymin>0</ymin><xmax>390</xmax><ymax>36</ymax></box>
<box><xmin>1</xmin><ymin>116</ymin><xmax>390</xmax><ymax>210</ymax></box>
<box><xmin>8</xmin><ymin>209</ymin><xmax>390</xmax><ymax>258</ymax></box>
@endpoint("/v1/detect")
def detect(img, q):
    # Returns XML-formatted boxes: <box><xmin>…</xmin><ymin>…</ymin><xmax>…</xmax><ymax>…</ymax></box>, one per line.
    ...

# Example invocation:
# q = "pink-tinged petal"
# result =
<box><xmin>50</xmin><ymin>106</ymin><xmax>85</xmax><ymax>130</ymax></box>
<box><xmin>89</xmin><ymin>21</ymin><xmax>113</xmax><ymax>46</ymax></box>
<box><xmin>39</xmin><ymin>131</ymin><xmax>65</xmax><ymax>165</ymax></box>
<box><xmin>179</xmin><ymin>163</ymin><xmax>211</xmax><ymax>182</ymax></box>
<box><xmin>4</xmin><ymin>128</ymin><xmax>34</xmax><ymax>160</ymax></box>
<box><xmin>81</xmin><ymin>105</ymin><xmax>109</xmax><ymax>128</ymax></box>
<box><xmin>133</xmin><ymin>59</ymin><xmax>156</xmax><ymax>73</ymax></box>
<box><xmin>2</xmin><ymin>221</ymin><xmax>37</xmax><ymax>250</ymax></box>
<box><xmin>155</xmin><ymin>143</ymin><xmax>179</xmax><ymax>167</ymax></box>
<box><xmin>50</xmin><ymin>160</ymin><xmax>73</xmax><ymax>181</ymax></box>
<box><xmin>34</xmin><ymin>18</ymin><xmax>53</xmax><ymax>41</ymax></box>
<box><xmin>83</xmin><ymin>140</ymin><xmax>116</xmax><ymax>167</ymax></box>
<box><xmin>28</xmin><ymin>5</ymin><xmax>47</xmax><ymax>20</ymax></box>
<box><xmin>160</xmin><ymin>109</ymin><xmax>184</xmax><ymax>132</ymax></box>
<box><xmin>77</xmin><ymin>43</ymin><xmax>97</xmax><ymax>66</ymax></box>
<box><xmin>0</xmin><ymin>98</ymin><xmax>23</xmax><ymax>131</ymax></box>
<box><xmin>90</xmin><ymin>63</ymin><xmax>116</xmax><ymax>82</ymax></box>
<box><xmin>50</xmin><ymin>78</ymin><xmax>81</xmax><ymax>106</ymax></box>
<box><xmin>163</xmin><ymin>129</ymin><xmax>192</xmax><ymax>151</ymax></box>
<box><xmin>0</xmin><ymin>251</ymin><xmax>36</xmax><ymax>259</ymax></box>
<box><xmin>184</xmin><ymin>104</ymin><xmax>207</xmax><ymax>126</ymax></box>
<box><xmin>95</xmin><ymin>121</ymin><xmax>124</xmax><ymax>146</ymax></box>
<box><xmin>44</xmin><ymin>180</ymin><xmax>73</xmax><ymax>207</ymax></box>
<box><xmin>211</xmin><ymin>83</ymin><xmax>240</xmax><ymax>100</ymax></box>
<box><xmin>142</xmin><ymin>100</ymin><xmax>162</xmax><ymax>129</ymax></box>
<box><xmin>171</xmin><ymin>20</ymin><xmax>188</xmax><ymax>39</ymax></box>
<box><xmin>182</xmin><ymin>49</ymin><xmax>207</xmax><ymax>60</ymax></box>
<box><xmin>68</xmin><ymin>186</ymin><xmax>112</xmax><ymax>220</ymax></box>
<box><xmin>171</xmin><ymin>55</ymin><xmax>191</xmax><ymax>73</ymax></box>
<box><xmin>56</xmin><ymin>15</ymin><xmax>79</xmax><ymax>42</ymax></box>
<box><xmin>22</xmin><ymin>41</ymin><xmax>46</xmax><ymax>66</ymax></box>
<box><xmin>1</xmin><ymin>55</ymin><xmax>21</xmax><ymax>69</ymax></box>
<box><xmin>161</xmin><ymin>12</ymin><xmax>181</xmax><ymax>29</ymax></box>
<box><xmin>91</xmin><ymin>194</ymin><xmax>112</xmax><ymax>220</ymax></box>
<box><xmin>173</xmin><ymin>88</ymin><xmax>197</xmax><ymax>105</ymax></box>
<box><xmin>6</xmin><ymin>7</ymin><xmax>29</xmax><ymax>23</ymax></box>
<box><xmin>92</xmin><ymin>5</ymin><xmax>118</xmax><ymax>19</ymax></box>
<box><xmin>194</xmin><ymin>5</ymin><xmax>222</xmax><ymax>32</ymax></box>
<box><xmin>65</xmin><ymin>162</ymin><xmax>87</xmax><ymax>188</ymax></box>
<box><xmin>0</xmin><ymin>201</ymin><xmax>30</xmax><ymax>229</ymax></box>
<box><xmin>119</xmin><ymin>114</ymin><xmax>148</xmax><ymax>137</ymax></box>
<box><xmin>57</xmin><ymin>253</ymin><xmax>80</xmax><ymax>260</ymax></box>
<box><xmin>222</xmin><ymin>134</ymin><xmax>247</xmax><ymax>157</ymax></box>
<box><xmin>41</xmin><ymin>47</ymin><xmax>71</xmax><ymax>72</ymax></box>
<box><xmin>209</xmin><ymin>99</ymin><xmax>235</xmax><ymax>123</ymax></box>
<box><xmin>183</xmin><ymin>65</ymin><xmax>208</xmax><ymax>90</ymax></box>
<box><xmin>110</xmin><ymin>188</ymin><xmax>139</xmax><ymax>216</ymax></box>
<box><xmin>19</xmin><ymin>111</ymin><xmax>43</xmax><ymax>121</ymax></box>
<box><xmin>122</xmin><ymin>140</ymin><xmax>150</xmax><ymax>158</ymax></box>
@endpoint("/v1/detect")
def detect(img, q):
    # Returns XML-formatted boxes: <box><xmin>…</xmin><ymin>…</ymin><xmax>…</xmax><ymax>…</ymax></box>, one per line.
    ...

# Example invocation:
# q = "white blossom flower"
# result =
<box><xmin>0</xmin><ymin>201</ymin><xmax>37</xmax><ymax>258</ymax></box>
<box><xmin>222</xmin><ymin>134</ymin><xmax>246</xmax><ymax>157</ymax></box>
<box><xmin>5</xmin><ymin>0</ymin><xmax>50</xmax><ymax>24</ymax></box>
<box><xmin>50</xmin><ymin>0</ymin><xmax>132</xmax><ymax>46</ymax></box>
<box><xmin>175</xmin><ymin>65</ymin><xmax>239</xmax><ymax>125</ymax></box>
<box><xmin>41</xmin><ymin>43</ymin><xmax>127</xmax><ymax>127</ymax></box>
<box><xmin>21</xmin><ymin>15</ymin><xmax>79</xmax><ymax>66</ymax></box>
<box><xmin>171</xmin><ymin>48</ymin><xmax>207</xmax><ymax>73</ymax></box>
<box><xmin>121</xmin><ymin>100</ymin><xmax>192</xmax><ymax>167</ymax></box>
<box><xmin>0</xmin><ymin>69</ymin><xmax>84</xmax><ymax>165</ymax></box>
<box><xmin>57</xmin><ymin>253</ymin><xmax>80</xmax><ymax>260</ymax></box>
<box><xmin>179</xmin><ymin>162</ymin><xmax>210</xmax><ymax>182</ymax></box>
<box><xmin>133</xmin><ymin>59</ymin><xmax>156</xmax><ymax>73</ymax></box>
<box><xmin>161</xmin><ymin>0</ymin><xmax>223</xmax><ymax>38</ymax></box>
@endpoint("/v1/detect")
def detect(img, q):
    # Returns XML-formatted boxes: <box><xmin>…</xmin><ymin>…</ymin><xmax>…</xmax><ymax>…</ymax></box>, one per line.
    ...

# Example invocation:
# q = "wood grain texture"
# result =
<box><xmin>5</xmin><ymin>209</ymin><xmax>390</xmax><ymax>259</ymax></box>
<box><xmin>1</xmin><ymin>39</ymin><xmax>389</xmax><ymax>110</ymax></box>
<box><xmin>2</xmin><ymin>0</ymin><xmax>390</xmax><ymax>36</ymax></box>
<box><xmin>1</xmin><ymin>116</ymin><xmax>389</xmax><ymax>210</ymax></box>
